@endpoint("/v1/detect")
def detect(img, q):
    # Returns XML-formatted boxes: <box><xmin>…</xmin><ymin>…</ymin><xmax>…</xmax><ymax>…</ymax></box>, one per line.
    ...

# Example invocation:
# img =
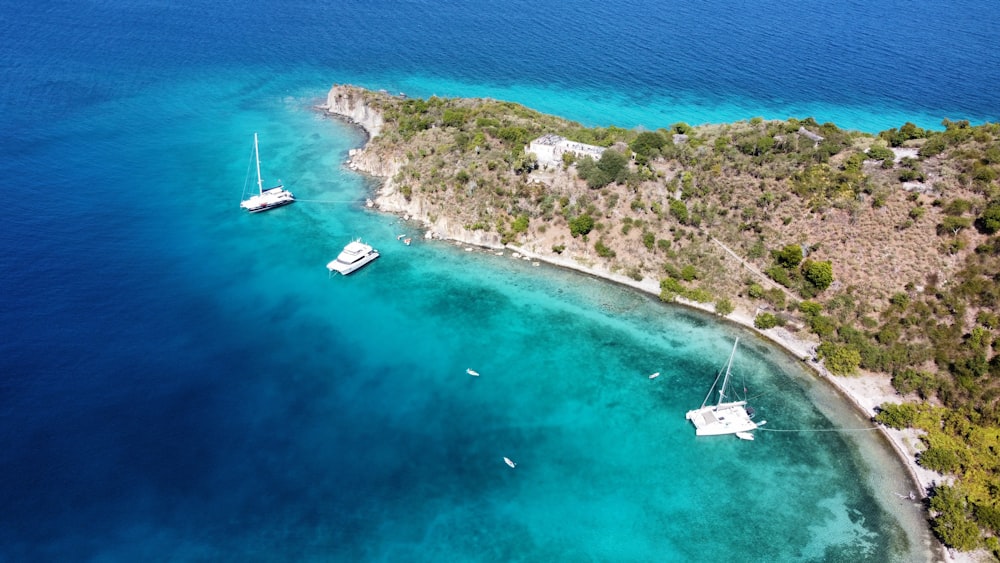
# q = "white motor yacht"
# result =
<box><xmin>327</xmin><ymin>239</ymin><xmax>380</xmax><ymax>275</ymax></box>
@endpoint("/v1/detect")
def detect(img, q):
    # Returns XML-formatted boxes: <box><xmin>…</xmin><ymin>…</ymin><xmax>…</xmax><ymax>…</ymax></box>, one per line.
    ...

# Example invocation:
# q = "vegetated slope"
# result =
<box><xmin>329</xmin><ymin>85</ymin><xmax>1000</xmax><ymax>553</ymax></box>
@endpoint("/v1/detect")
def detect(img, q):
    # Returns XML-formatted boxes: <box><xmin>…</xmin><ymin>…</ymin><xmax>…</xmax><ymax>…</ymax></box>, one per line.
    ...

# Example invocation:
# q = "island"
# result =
<box><xmin>322</xmin><ymin>84</ymin><xmax>1000</xmax><ymax>559</ymax></box>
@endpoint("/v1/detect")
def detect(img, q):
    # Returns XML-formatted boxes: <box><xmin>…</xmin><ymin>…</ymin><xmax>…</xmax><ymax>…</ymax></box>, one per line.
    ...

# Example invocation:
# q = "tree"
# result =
<box><xmin>976</xmin><ymin>203</ymin><xmax>1000</xmax><ymax>234</ymax></box>
<box><xmin>714</xmin><ymin>298</ymin><xmax>734</xmax><ymax>316</ymax></box>
<box><xmin>511</xmin><ymin>214</ymin><xmax>529</xmax><ymax>234</ymax></box>
<box><xmin>669</xmin><ymin>199</ymin><xmax>689</xmax><ymax>224</ymax></box>
<box><xmin>671</xmin><ymin>122</ymin><xmax>692</xmax><ymax>135</ymax></box>
<box><xmin>596</xmin><ymin>150</ymin><xmax>629</xmax><ymax>182</ymax></box>
<box><xmin>577</xmin><ymin>151</ymin><xmax>628</xmax><ymax>189</ymax></box>
<box><xmin>659</xmin><ymin>277</ymin><xmax>684</xmax><ymax>302</ymax></box>
<box><xmin>938</xmin><ymin>216</ymin><xmax>972</xmax><ymax>236</ymax></box>
<box><xmin>642</xmin><ymin>231</ymin><xmax>655</xmax><ymax>250</ymax></box>
<box><xmin>875</xmin><ymin>402</ymin><xmax>919</xmax><ymax>429</ymax></box>
<box><xmin>594</xmin><ymin>239</ymin><xmax>615</xmax><ymax>258</ymax></box>
<box><xmin>943</xmin><ymin>198</ymin><xmax>972</xmax><ymax>216</ymax></box>
<box><xmin>775</xmin><ymin>244</ymin><xmax>803</xmax><ymax>268</ymax></box>
<box><xmin>866</xmin><ymin>145</ymin><xmax>894</xmax><ymax>161</ymax></box>
<box><xmin>630</xmin><ymin>131</ymin><xmax>667</xmax><ymax>160</ymax></box>
<box><xmin>680</xmin><ymin>265</ymin><xmax>698</xmax><ymax>281</ymax></box>
<box><xmin>496</xmin><ymin>126</ymin><xmax>530</xmax><ymax>147</ymax></box>
<box><xmin>441</xmin><ymin>108</ymin><xmax>469</xmax><ymax>128</ymax></box>
<box><xmin>919</xmin><ymin>446</ymin><xmax>962</xmax><ymax>473</ymax></box>
<box><xmin>930</xmin><ymin>485</ymin><xmax>981</xmax><ymax>551</ymax></box>
<box><xmin>569</xmin><ymin>214</ymin><xmax>594</xmax><ymax>237</ymax></box>
<box><xmin>798</xmin><ymin>300</ymin><xmax>823</xmax><ymax>317</ymax></box>
<box><xmin>802</xmin><ymin>259</ymin><xmax>833</xmax><ymax>291</ymax></box>
<box><xmin>754</xmin><ymin>312</ymin><xmax>780</xmax><ymax>329</ymax></box>
<box><xmin>817</xmin><ymin>342</ymin><xmax>861</xmax><ymax>374</ymax></box>
<box><xmin>919</xmin><ymin>135</ymin><xmax>947</xmax><ymax>158</ymax></box>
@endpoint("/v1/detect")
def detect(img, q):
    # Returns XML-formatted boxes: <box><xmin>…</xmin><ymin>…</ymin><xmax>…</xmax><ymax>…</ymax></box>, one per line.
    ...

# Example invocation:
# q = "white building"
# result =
<box><xmin>526</xmin><ymin>134</ymin><xmax>606</xmax><ymax>165</ymax></box>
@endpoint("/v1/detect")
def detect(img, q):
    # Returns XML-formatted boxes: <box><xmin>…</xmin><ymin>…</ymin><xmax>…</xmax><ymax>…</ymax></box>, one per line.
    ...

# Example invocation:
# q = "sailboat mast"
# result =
<box><xmin>254</xmin><ymin>132</ymin><xmax>264</xmax><ymax>195</ymax></box>
<box><xmin>716</xmin><ymin>338</ymin><xmax>739</xmax><ymax>406</ymax></box>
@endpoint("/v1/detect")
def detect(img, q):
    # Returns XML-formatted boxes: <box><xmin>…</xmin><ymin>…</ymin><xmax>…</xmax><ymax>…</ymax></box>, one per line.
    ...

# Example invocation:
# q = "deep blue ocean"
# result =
<box><xmin>2</xmin><ymin>0</ymin><xmax>997</xmax><ymax>560</ymax></box>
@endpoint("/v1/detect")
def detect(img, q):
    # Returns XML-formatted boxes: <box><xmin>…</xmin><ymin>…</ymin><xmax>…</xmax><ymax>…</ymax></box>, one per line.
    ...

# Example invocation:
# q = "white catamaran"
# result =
<box><xmin>240</xmin><ymin>132</ymin><xmax>295</xmax><ymax>213</ymax></box>
<box><xmin>685</xmin><ymin>338</ymin><xmax>765</xmax><ymax>437</ymax></box>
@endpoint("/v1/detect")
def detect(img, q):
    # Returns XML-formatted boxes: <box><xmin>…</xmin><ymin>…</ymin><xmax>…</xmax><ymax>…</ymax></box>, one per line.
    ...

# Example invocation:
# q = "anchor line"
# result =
<box><xmin>291</xmin><ymin>199</ymin><xmax>365</xmax><ymax>204</ymax></box>
<box><xmin>758</xmin><ymin>427</ymin><xmax>880</xmax><ymax>433</ymax></box>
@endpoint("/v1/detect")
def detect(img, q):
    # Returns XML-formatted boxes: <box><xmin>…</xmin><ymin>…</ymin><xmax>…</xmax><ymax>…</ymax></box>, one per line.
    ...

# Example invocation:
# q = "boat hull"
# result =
<box><xmin>243</xmin><ymin>197</ymin><xmax>295</xmax><ymax>213</ymax></box>
<box><xmin>685</xmin><ymin>403</ymin><xmax>759</xmax><ymax>436</ymax></box>
<box><xmin>241</xmin><ymin>186</ymin><xmax>296</xmax><ymax>213</ymax></box>
<box><xmin>327</xmin><ymin>250</ymin><xmax>380</xmax><ymax>275</ymax></box>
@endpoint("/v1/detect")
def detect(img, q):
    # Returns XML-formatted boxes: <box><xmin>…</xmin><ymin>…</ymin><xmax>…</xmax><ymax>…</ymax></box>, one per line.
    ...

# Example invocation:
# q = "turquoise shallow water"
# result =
<box><xmin>5</xmin><ymin>0</ymin><xmax>995</xmax><ymax>559</ymax></box>
<box><xmin>0</xmin><ymin>77</ymin><xmax>929</xmax><ymax>559</ymax></box>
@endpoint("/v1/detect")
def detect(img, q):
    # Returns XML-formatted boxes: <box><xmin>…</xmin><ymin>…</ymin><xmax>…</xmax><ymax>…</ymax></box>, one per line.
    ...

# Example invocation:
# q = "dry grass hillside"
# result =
<box><xmin>329</xmin><ymin>87</ymin><xmax>993</xmax><ymax>322</ymax></box>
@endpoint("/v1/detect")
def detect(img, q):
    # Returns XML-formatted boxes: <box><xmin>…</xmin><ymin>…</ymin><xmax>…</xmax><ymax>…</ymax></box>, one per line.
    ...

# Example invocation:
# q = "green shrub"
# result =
<box><xmin>714</xmin><ymin>298</ymin><xmax>734</xmax><ymax>316</ymax></box>
<box><xmin>774</xmin><ymin>244</ymin><xmax>803</xmax><ymax>268</ymax></box>
<box><xmin>798</xmin><ymin>300</ymin><xmax>823</xmax><ymax>316</ymax></box>
<box><xmin>630</xmin><ymin>131</ymin><xmax>667</xmax><ymax>159</ymax></box>
<box><xmin>920</xmin><ymin>447</ymin><xmax>962</xmax><ymax>473</ymax></box>
<box><xmin>669</xmin><ymin>199</ymin><xmax>689</xmax><ymax>224</ymax></box>
<box><xmin>754</xmin><ymin>312</ymin><xmax>780</xmax><ymax>329</ymax></box>
<box><xmin>808</xmin><ymin>314</ymin><xmax>836</xmax><ymax>338</ymax></box>
<box><xmin>866</xmin><ymin>145</ymin><xmax>894</xmax><ymax>161</ymax></box>
<box><xmin>569</xmin><ymin>214</ymin><xmax>595</xmax><ymax>237</ymax></box>
<box><xmin>765</xmin><ymin>265</ymin><xmax>792</xmax><ymax>287</ymax></box>
<box><xmin>511</xmin><ymin>214</ymin><xmax>529</xmax><ymax>234</ymax></box>
<box><xmin>680</xmin><ymin>265</ymin><xmax>698</xmax><ymax>281</ymax></box>
<box><xmin>976</xmin><ymin>204</ymin><xmax>1000</xmax><ymax>234</ymax></box>
<box><xmin>875</xmin><ymin>403</ymin><xmax>919</xmax><ymax>429</ymax></box>
<box><xmin>659</xmin><ymin>277</ymin><xmax>684</xmax><ymax>302</ymax></box>
<box><xmin>817</xmin><ymin>342</ymin><xmax>861</xmax><ymax>374</ymax></box>
<box><xmin>919</xmin><ymin>136</ymin><xmax>947</xmax><ymax>158</ymax></box>
<box><xmin>642</xmin><ymin>231</ymin><xmax>655</xmax><ymax>251</ymax></box>
<box><xmin>802</xmin><ymin>260</ymin><xmax>833</xmax><ymax>291</ymax></box>
<box><xmin>930</xmin><ymin>486</ymin><xmax>981</xmax><ymax>551</ymax></box>
<box><xmin>686</xmin><ymin>288</ymin><xmax>713</xmax><ymax>303</ymax></box>
<box><xmin>594</xmin><ymin>239</ymin><xmax>616</xmax><ymax>258</ymax></box>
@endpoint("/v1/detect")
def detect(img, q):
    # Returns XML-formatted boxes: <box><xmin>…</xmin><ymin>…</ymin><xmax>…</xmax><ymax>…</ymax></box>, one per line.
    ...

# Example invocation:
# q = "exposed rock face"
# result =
<box><xmin>324</xmin><ymin>85</ymin><xmax>487</xmax><ymax>244</ymax></box>
<box><xmin>323</xmin><ymin>85</ymin><xmax>384</xmax><ymax>138</ymax></box>
<box><xmin>323</xmin><ymin>86</ymin><xmax>405</xmax><ymax>206</ymax></box>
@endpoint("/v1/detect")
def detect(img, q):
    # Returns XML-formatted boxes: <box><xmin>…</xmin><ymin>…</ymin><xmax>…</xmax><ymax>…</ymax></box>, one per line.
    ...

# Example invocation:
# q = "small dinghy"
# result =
<box><xmin>735</xmin><ymin>432</ymin><xmax>755</xmax><ymax>441</ymax></box>
<box><xmin>648</xmin><ymin>372</ymin><xmax>660</xmax><ymax>379</ymax></box>
<box><xmin>504</xmin><ymin>457</ymin><xmax>516</xmax><ymax>468</ymax></box>
<box><xmin>466</xmin><ymin>368</ymin><xmax>480</xmax><ymax>376</ymax></box>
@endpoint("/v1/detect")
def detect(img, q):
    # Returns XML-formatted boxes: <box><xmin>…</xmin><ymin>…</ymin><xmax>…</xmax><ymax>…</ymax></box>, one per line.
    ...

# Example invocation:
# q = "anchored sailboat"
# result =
<box><xmin>240</xmin><ymin>133</ymin><xmax>295</xmax><ymax>213</ymax></box>
<box><xmin>685</xmin><ymin>338</ymin><xmax>765</xmax><ymax>437</ymax></box>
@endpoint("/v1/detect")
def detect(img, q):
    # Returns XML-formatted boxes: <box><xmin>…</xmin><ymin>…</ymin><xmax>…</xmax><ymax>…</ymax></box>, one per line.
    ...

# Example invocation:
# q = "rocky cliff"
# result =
<box><xmin>323</xmin><ymin>86</ymin><xmax>405</xmax><ymax>207</ymax></box>
<box><xmin>322</xmin><ymin>85</ymin><xmax>504</xmax><ymax>246</ymax></box>
<box><xmin>323</xmin><ymin>84</ymin><xmax>385</xmax><ymax>138</ymax></box>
